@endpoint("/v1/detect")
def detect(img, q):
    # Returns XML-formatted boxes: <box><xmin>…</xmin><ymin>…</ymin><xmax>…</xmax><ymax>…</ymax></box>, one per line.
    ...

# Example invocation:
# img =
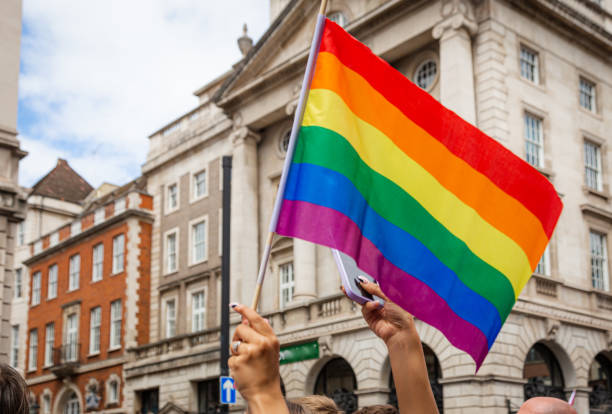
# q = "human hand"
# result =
<box><xmin>228</xmin><ymin>304</ymin><xmax>288</xmax><ymax>414</ymax></box>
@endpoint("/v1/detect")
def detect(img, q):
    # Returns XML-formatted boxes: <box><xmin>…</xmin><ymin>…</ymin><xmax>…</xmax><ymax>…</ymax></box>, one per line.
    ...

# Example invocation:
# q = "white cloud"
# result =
<box><xmin>18</xmin><ymin>0</ymin><xmax>270</xmax><ymax>187</ymax></box>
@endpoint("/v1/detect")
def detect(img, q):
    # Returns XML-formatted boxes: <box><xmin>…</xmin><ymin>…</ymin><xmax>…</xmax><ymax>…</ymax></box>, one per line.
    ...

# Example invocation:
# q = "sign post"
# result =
<box><xmin>219</xmin><ymin>376</ymin><xmax>237</xmax><ymax>405</ymax></box>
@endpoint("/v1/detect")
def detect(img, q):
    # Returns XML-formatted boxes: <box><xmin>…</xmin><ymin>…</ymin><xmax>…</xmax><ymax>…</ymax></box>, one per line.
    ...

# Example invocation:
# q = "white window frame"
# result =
<box><xmin>10</xmin><ymin>325</ymin><xmax>19</xmax><ymax>368</ymax></box>
<box><xmin>32</xmin><ymin>271</ymin><xmax>41</xmax><ymax>306</ymax></box>
<box><xmin>71</xmin><ymin>220</ymin><xmax>81</xmax><ymax>236</ymax></box>
<box><xmin>94</xmin><ymin>208</ymin><xmax>105</xmax><ymax>225</ymax></box>
<box><xmin>590</xmin><ymin>230</ymin><xmax>610</xmax><ymax>291</ymax></box>
<box><xmin>17</xmin><ymin>221</ymin><xmax>25</xmax><ymax>246</ymax></box>
<box><xmin>114</xmin><ymin>197</ymin><xmax>126</xmax><ymax>214</ymax></box>
<box><xmin>69</xmin><ymin>254</ymin><xmax>80</xmax><ymax>291</ymax></box>
<box><xmin>14</xmin><ymin>268</ymin><xmax>22</xmax><ymax>298</ymax></box>
<box><xmin>28</xmin><ymin>329</ymin><xmax>38</xmax><ymax>371</ymax></box>
<box><xmin>48</xmin><ymin>264</ymin><xmax>58</xmax><ymax>299</ymax></box>
<box><xmin>535</xmin><ymin>245</ymin><xmax>551</xmax><ymax>276</ymax></box>
<box><xmin>189</xmin><ymin>216</ymin><xmax>208</xmax><ymax>265</ymax></box>
<box><xmin>106</xmin><ymin>374</ymin><xmax>121</xmax><ymax>405</ymax></box>
<box><xmin>524</xmin><ymin>112</ymin><xmax>544</xmax><ymax>169</ymax></box>
<box><xmin>165</xmin><ymin>299</ymin><xmax>176</xmax><ymax>338</ymax></box>
<box><xmin>92</xmin><ymin>243</ymin><xmax>104</xmax><ymax>282</ymax></box>
<box><xmin>191</xmin><ymin>290</ymin><xmax>206</xmax><ymax>332</ymax></box>
<box><xmin>110</xmin><ymin>299</ymin><xmax>122</xmax><ymax>350</ymax></box>
<box><xmin>579</xmin><ymin>76</ymin><xmax>597</xmax><ymax>113</ymax></box>
<box><xmin>112</xmin><ymin>234</ymin><xmax>125</xmax><ymax>274</ymax></box>
<box><xmin>166</xmin><ymin>183</ymin><xmax>179</xmax><ymax>213</ymax></box>
<box><xmin>65</xmin><ymin>313</ymin><xmax>78</xmax><ymax>362</ymax></box>
<box><xmin>49</xmin><ymin>232</ymin><xmax>59</xmax><ymax>247</ymax></box>
<box><xmin>279</xmin><ymin>261</ymin><xmax>295</xmax><ymax>309</ymax></box>
<box><xmin>191</xmin><ymin>168</ymin><xmax>208</xmax><ymax>202</ymax></box>
<box><xmin>34</xmin><ymin>240</ymin><xmax>42</xmax><ymax>254</ymax></box>
<box><xmin>44</xmin><ymin>323</ymin><xmax>54</xmax><ymax>367</ymax></box>
<box><xmin>584</xmin><ymin>140</ymin><xmax>603</xmax><ymax>192</ymax></box>
<box><xmin>164</xmin><ymin>228</ymin><xmax>179</xmax><ymax>275</ymax></box>
<box><xmin>90</xmin><ymin>306</ymin><xmax>101</xmax><ymax>355</ymax></box>
<box><xmin>42</xmin><ymin>392</ymin><xmax>52</xmax><ymax>414</ymax></box>
<box><xmin>520</xmin><ymin>44</ymin><xmax>540</xmax><ymax>84</ymax></box>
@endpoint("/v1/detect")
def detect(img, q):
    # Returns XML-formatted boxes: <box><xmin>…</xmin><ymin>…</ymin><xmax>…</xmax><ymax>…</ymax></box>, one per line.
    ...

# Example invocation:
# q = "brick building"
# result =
<box><xmin>24</xmin><ymin>179</ymin><xmax>153</xmax><ymax>414</ymax></box>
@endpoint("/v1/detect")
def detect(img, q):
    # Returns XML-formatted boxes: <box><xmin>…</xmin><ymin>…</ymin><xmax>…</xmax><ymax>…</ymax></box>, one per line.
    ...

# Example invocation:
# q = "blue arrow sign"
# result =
<box><xmin>219</xmin><ymin>376</ymin><xmax>236</xmax><ymax>405</ymax></box>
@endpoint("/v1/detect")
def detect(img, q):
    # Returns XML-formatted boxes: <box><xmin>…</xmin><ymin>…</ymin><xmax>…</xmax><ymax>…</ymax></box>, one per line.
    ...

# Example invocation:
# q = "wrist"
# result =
<box><xmin>385</xmin><ymin>328</ymin><xmax>420</xmax><ymax>351</ymax></box>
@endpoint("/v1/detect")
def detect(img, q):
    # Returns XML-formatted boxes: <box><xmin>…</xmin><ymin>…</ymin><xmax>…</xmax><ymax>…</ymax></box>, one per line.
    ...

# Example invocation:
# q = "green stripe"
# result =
<box><xmin>294</xmin><ymin>125</ymin><xmax>516</xmax><ymax>321</ymax></box>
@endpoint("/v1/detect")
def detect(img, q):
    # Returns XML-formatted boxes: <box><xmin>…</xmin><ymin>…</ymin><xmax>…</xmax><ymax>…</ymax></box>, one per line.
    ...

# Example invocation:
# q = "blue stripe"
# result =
<box><xmin>284</xmin><ymin>162</ymin><xmax>501</xmax><ymax>348</ymax></box>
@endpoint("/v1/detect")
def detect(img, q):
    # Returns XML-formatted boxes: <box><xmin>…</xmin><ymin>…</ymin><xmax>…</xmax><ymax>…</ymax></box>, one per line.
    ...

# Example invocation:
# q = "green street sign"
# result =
<box><xmin>279</xmin><ymin>341</ymin><xmax>319</xmax><ymax>365</ymax></box>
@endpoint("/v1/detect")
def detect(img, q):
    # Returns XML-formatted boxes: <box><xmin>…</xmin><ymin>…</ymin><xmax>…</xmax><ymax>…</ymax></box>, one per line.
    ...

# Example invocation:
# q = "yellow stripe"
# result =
<box><xmin>303</xmin><ymin>89</ymin><xmax>532</xmax><ymax>296</ymax></box>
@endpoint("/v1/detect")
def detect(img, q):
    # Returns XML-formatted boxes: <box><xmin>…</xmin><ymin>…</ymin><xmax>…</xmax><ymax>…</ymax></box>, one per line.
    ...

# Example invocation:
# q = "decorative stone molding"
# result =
<box><xmin>318</xmin><ymin>335</ymin><xmax>333</xmax><ymax>357</ymax></box>
<box><xmin>433</xmin><ymin>0</ymin><xmax>478</xmax><ymax>39</ymax></box>
<box><xmin>546</xmin><ymin>318</ymin><xmax>561</xmax><ymax>341</ymax></box>
<box><xmin>230</xmin><ymin>126</ymin><xmax>261</xmax><ymax>146</ymax></box>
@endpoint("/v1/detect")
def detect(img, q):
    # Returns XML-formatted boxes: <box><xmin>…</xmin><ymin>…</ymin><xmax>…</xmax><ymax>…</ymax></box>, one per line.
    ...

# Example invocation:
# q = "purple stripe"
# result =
<box><xmin>277</xmin><ymin>199</ymin><xmax>489</xmax><ymax>367</ymax></box>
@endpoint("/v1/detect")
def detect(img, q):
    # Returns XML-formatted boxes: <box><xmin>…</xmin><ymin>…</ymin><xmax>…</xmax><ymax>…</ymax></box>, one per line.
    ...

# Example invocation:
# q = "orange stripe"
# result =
<box><xmin>311</xmin><ymin>51</ymin><xmax>548</xmax><ymax>268</ymax></box>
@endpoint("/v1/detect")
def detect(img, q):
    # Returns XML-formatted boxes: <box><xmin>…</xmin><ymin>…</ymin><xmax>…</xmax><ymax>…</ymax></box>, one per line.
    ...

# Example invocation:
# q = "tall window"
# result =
<box><xmin>94</xmin><ymin>208</ymin><xmax>104</xmax><ymax>225</ymax></box>
<box><xmin>114</xmin><ymin>197</ymin><xmax>126</xmax><ymax>214</ymax></box>
<box><xmin>17</xmin><ymin>222</ymin><xmax>24</xmax><ymax>246</ymax></box>
<box><xmin>48</xmin><ymin>264</ymin><xmax>58</xmax><ymax>299</ymax></box>
<box><xmin>71</xmin><ymin>220</ymin><xmax>81</xmax><ymax>236</ymax></box>
<box><xmin>579</xmin><ymin>77</ymin><xmax>596</xmax><ymax>112</ymax></box>
<box><xmin>192</xmin><ymin>291</ymin><xmax>205</xmax><ymax>332</ymax></box>
<box><xmin>193</xmin><ymin>170</ymin><xmax>207</xmax><ymax>199</ymax></box>
<box><xmin>92</xmin><ymin>243</ymin><xmax>104</xmax><ymax>281</ymax></box>
<box><xmin>524</xmin><ymin>113</ymin><xmax>544</xmax><ymax>168</ymax></box>
<box><xmin>520</xmin><ymin>45</ymin><xmax>539</xmax><ymax>84</ymax></box>
<box><xmin>44</xmin><ymin>323</ymin><xmax>54</xmax><ymax>367</ymax></box>
<box><xmin>192</xmin><ymin>220</ymin><xmax>206</xmax><ymax>264</ymax></box>
<box><xmin>535</xmin><ymin>246</ymin><xmax>551</xmax><ymax>276</ymax></box>
<box><xmin>584</xmin><ymin>141</ymin><xmax>602</xmax><ymax>191</ymax></box>
<box><xmin>28</xmin><ymin>329</ymin><xmax>38</xmax><ymax>371</ymax></box>
<box><xmin>32</xmin><ymin>272</ymin><xmax>41</xmax><ymax>305</ymax></box>
<box><xmin>280</xmin><ymin>262</ymin><xmax>295</xmax><ymax>308</ymax></box>
<box><xmin>166</xmin><ymin>232</ymin><xmax>177</xmax><ymax>273</ymax></box>
<box><xmin>14</xmin><ymin>268</ymin><xmax>22</xmax><ymax>298</ymax></box>
<box><xmin>90</xmin><ymin>307</ymin><xmax>101</xmax><ymax>354</ymax></box>
<box><xmin>42</xmin><ymin>394</ymin><xmax>51</xmax><ymax>414</ymax></box>
<box><xmin>108</xmin><ymin>378</ymin><xmax>120</xmax><ymax>404</ymax></box>
<box><xmin>50</xmin><ymin>232</ymin><xmax>59</xmax><ymax>246</ymax></box>
<box><xmin>590</xmin><ymin>231</ymin><xmax>609</xmax><ymax>291</ymax></box>
<box><xmin>10</xmin><ymin>325</ymin><xmax>19</xmax><ymax>368</ymax></box>
<box><xmin>166</xmin><ymin>300</ymin><xmax>176</xmax><ymax>338</ymax></box>
<box><xmin>66</xmin><ymin>313</ymin><xmax>78</xmax><ymax>362</ymax></box>
<box><xmin>167</xmin><ymin>183</ymin><xmax>178</xmax><ymax>210</ymax></box>
<box><xmin>69</xmin><ymin>254</ymin><xmax>80</xmax><ymax>291</ymax></box>
<box><xmin>110</xmin><ymin>300</ymin><xmax>122</xmax><ymax>349</ymax></box>
<box><xmin>112</xmin><ymin>234</ymin><xmax>125</xmax><ymax>274</ymax></box>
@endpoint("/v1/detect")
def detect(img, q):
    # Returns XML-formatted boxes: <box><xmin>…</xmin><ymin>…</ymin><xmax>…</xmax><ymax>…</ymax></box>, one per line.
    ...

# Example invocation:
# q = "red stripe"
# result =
<box><xmin>319</xmin><ymin>20</ymin><xmax>562</xmax><ymax>237</ymax></box>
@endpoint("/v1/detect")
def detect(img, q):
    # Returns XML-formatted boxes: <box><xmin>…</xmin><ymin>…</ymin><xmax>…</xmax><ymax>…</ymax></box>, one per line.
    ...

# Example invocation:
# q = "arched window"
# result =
<box><xmin>389</xmin><ymin>344</ymin><xmax>443</xmax><ymax>412</ymax></box>
<box><xmin>279</xmin><ymin>130</ymin><xmax>291</xmax><ymax>156</ymax></box>
<box><xmin>328</xmin><ymin>11</ymin><xmax>348</xmax><ymax>28</ymax></box>
<box><xmin>63</xmin><ymin>392</ymin><xmax>80</xmax><ymax>414</ymax></box>
<box><xmin>523</xmin><ymin>343</ymin><xmax>565</xmax><ymax>400</ymax></box>
<box><xmin>589</xmin><ymin>353</ymin><xmax>612</xmax><ymax>410</ymax></box>
<box><xmin>413</xmin><ymin>59</ymin><xmax>438</xmax><ymax>91</ymax></box>
<box><xmin>314</xmin><ymin>357</ymin><xmax>357</xmax><ymax>413</ymax></box>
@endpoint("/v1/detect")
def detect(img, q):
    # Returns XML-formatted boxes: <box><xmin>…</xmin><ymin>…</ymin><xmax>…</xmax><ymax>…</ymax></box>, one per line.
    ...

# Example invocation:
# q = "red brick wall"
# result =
<box><xmin>59</xmin><ymin>225</ymin><xmax>70</xmax><ymax>242</ymax></box>
<box><xmin>105</xmin><ymin>202</ymin><xmax>115</xmax><ymax>219</ymax></box>
<box><xmin>139</xmin><ymin>194</ymin><xmax>153</xmax><ymax>210</ymax></box>
<box><xmin>81</xmin><ymin>213</ymin><xmax>94</xmax><ymax>231</ymax></box>
<box><xmin>136</xmin><ymin>221</ymin><xmax>152</xmax><ymax>345</ymax></box>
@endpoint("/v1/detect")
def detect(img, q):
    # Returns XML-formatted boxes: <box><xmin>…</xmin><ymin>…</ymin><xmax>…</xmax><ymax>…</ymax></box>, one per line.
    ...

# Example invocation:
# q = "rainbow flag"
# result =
<box><xmin>275</xmin><ymin>19</ymin><xmax>563</xmax><ymax>367</ymax></box>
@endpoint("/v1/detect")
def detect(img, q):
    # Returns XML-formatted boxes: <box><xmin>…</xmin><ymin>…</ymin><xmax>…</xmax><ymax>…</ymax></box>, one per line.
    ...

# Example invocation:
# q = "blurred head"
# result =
<box><xmin>354</xmin><ymin>405</ymin><xmax>398</xmax><ymax>414</ymax></box>
<box><xmin>291</xmin><ymin>395</ymin><xmax>343</xmax><ymax>413</ymax></box>
<box><xmin>287</xmin><ymin>399</ymin><xmax>309</xmax><ymax>414</ymax></box>
<box><xmin>518</xmin><ymin>397</ymin><xmax>577</xmax><ymax>414</ymax></box>
<box><xmin>0</xmin><ymin>363</ymin><xmax>29</xmax><ymax>414</ymax></box>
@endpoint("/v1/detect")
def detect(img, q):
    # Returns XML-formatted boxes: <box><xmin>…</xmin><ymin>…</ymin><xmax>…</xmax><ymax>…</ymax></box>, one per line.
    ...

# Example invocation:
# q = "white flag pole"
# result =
<box><xmin>251</xmin><ymin>0</ymin><xmax>329</xmax><ymax>310</ymax></box>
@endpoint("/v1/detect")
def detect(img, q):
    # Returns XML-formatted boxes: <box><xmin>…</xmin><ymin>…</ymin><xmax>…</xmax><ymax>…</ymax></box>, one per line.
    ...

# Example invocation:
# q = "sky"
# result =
<box><xmin>17</xmin><ymin>0</ymin><xmax>270</xmax><ymax>188</ymax></box>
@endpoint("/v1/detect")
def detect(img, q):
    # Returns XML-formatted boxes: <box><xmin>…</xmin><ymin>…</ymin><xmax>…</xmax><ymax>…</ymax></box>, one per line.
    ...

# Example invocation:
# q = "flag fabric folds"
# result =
<box><xmin>275</xmin><ymin>19</ymin><xmax>563</xmax><ymax>368</ymax></box>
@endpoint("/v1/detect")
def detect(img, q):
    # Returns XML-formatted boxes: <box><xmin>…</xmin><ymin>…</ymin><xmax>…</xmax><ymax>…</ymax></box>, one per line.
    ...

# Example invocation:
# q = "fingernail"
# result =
<box><xmin>230</xmin><ymin>302</ymin><xmax>239</xmax><ymax>309</ymax></box>
<box><xmin>370</xmin><ymin>300</ymin><xmax>382</xmax><ymax>309</ymax></box>
<box><xmin>358</xmin><ymin>275</ymin><xmax>368</xmax><ymax>284</ymax></box>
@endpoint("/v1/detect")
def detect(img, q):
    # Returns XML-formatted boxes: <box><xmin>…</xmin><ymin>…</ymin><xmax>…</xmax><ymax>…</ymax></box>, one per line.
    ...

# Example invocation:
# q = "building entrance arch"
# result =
<box><xmin>314</xmin><ymin>357</ymin><xmax>357</xmax><ymax>413</ymax></box>
<box><xmin>523</xmin><ymin>342</ymin><xmax>565</xmax><ymax>400</ymax></box>
<box><xmin>589</xmin><ymin>352</ymin><xmax>612</xmax><ymax>412</ymax></box>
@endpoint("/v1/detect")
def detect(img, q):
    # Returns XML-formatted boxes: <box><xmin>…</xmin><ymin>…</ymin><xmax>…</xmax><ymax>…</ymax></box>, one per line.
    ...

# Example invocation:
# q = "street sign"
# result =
<box><xmin>279</xmin><ymin>341</ymin><xmax>319</xmax><ymax>365</ymax></box>
<box><xmin>219</xmin><ymin>376</ymin><xmax>236</xmax><ymax>405</ymax></box>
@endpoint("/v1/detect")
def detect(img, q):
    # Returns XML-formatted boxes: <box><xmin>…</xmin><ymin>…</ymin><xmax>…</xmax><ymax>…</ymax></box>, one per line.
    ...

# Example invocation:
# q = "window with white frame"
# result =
<box><xmin>48</xmin><ymin>264</ymin><xmax>58</xmax><ymax>299</ymax></box>
<box><xmin>44</xmin><ymin>323</ymin><xmax>54</xmax><ymax>367</ymax></box>
<box><xmin>590</xmin><ymin>231</ymin><xmax>609</xmax><ymax>291</ymax></box>
<box><xmin>17</xmin><ymin>222</ymin><xmax>24</xmax><ymax>246</ymax></box>
<box><xmin>32</xmin><ymin>272</ymin><xmax>41</xmax><ymax>305</ymax></box>
<box><xmin>94</xmin><ymin>208</ymin><xmax>105</xmax><ymax>225</ymax></box>
<box><xmin>42</xmin><ymin>393</ymin><xmax>51</xmax><ymax>414</ymax></box>
<box><xmin>92</xmin><ymin>243</ymin><xmax>104</xmax><ymax>281</ymax></box>
<box><xmin>413</xmin><ymin>60</ymin><xmax>438</xmax><ymax>91</ymax></box>
<box><xmin>114</xmin><ymin>197</ymin><xmax>126</xmax><ymax>214</ymax></box>
<box><xmin>10</xmin><ymin>325</ymin><xmax>19</xmax><ymax>368</ymax></box>
<box><xmin>69</xmin><ymin>254</ymin><xmax>80</xmax><ymax>291</ymax></box>
<box><xmin>166</xmin><ymin>231</ymin><xmax>178</xmax><ymax>273</ymax></box>
<box><xmin>49</xmin><ymin>232</ymin><xmax>59</xmax><ymax>246</ymax></box>
<box><xmin>520</xmin><ymin>45</ymin><xmax>539</xmax><ymax>84</ymax></box>
<box><xmin>112</xmin><ymin>234</ymin><xmax>125</xmax><ymax>274</ymax></box>
<box><xmin>535</xmin><ymin>245</ymin><xmax>551</xmax><ymax>276</ymax></box>
<box><xmin>71</xmin><ymin>220</ymin><xmax>81</xmax><ymax>236</ymax></box>
<box><xmin>585</xmin><ymin>141</ymin><xmax>603</xmax><ymax>191</ymax></box>
<box><xmin>107</xmin><ymin>377</ymin><xmax>120</xmax><ymax>404</ymax></box>
<box><xmin>34</xmin><ymin>240</ymin><xmax>42</xmax><ymax>254</ymax></box>
<box><xmin>28</xmin><ymin>329</ymin><xmax>38</xmax><ymax>371</ymax></box>
<box><xmin>524</xmin><ymin>113</ymin><xmax>544</xmax><ymax>168</ymax></box>
<box><xmin>14</xmin><ymin>268</ymin><xmax>22</xmax><ymax>298</ymax></box>
<box><xmin>65</xmin><ymin>313</ymin><xmax>78</xmax><ymax>362</ymax></box>
<box><xmin>192</xmin><ymin>220</ymin><xmax>206</xmax><ymax>264</ymax></box>
<box><xmin>192</xmin><ymin>291</ymin><xmax>205</xmax><ymax>332</ymax></box>
<box><xmin>90</xmin><ymin>307</ymin><xmax>101</xmax><ymax>354</ymax></box>
<box><xmin>167</xmin><ymin>183</ymin><xmax>178</xmax><ymax>211</ymax></box>
<box><xmin>110</xmin><ymin>300</ymin><xmax>122</xmax><ymax>349</ymax></box>
<box><xmin>579</xmin><ymin>77</ymin><xmax>596</xmax><ymax>113</ymax></box>
<box><xmin>280</xmin><ymin>262</ymin><xmax>295</xmax><ymax>308</ymax></box>
<box><xmin>193</xmin><ymin>170</ymin><xmax>207</xmax><ymax>199</ymax></box>
<box><xmin>166</xmin><ymin>300</ymin><xmax>176</xmax><ymax>338</ymax></box>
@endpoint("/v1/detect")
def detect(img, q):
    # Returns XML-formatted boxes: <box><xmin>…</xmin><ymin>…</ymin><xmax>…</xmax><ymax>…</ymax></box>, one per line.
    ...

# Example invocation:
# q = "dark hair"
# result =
<box><xmin>0</xmin><ymin>363</ymin><xmax>29</xmax><ymax>414</ymax></box>
<box><xmin>353</xmin><ymin>405</ymin><xmax>398</xmax><ymax>414</ymax></box>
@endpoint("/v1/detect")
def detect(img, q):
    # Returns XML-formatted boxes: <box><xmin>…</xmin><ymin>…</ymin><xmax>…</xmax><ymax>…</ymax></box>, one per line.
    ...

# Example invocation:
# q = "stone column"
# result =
<box><xmin>292</xmin><ymin>239</ymin><xmax>317</xmax><ymax>301</ymax></box>
<box><xmin>230</xmin><ymin>127</ymin><xmax>261</xmax><ymax>306</ymax></box>
<box><xmin>433</xmin><ymin>0</ymin><xmax>478</xmax><ymax>125</ymax></box>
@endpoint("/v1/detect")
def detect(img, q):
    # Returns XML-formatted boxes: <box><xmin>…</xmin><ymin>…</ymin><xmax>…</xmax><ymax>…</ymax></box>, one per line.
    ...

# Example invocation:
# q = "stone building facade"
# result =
<box><xmin>24</xmin><ymin>181</ymin><xmax>153</xmax><ymax>414</ymax></box>
<box><xmin>125</xmin><ymin>1</ymin><xmax>612</xmax><ymax>413</ymax></box>
<box><xmin>0</xmin><ymin>0</ymin><xmax>26</xmax><ymax>363</ymax></box>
